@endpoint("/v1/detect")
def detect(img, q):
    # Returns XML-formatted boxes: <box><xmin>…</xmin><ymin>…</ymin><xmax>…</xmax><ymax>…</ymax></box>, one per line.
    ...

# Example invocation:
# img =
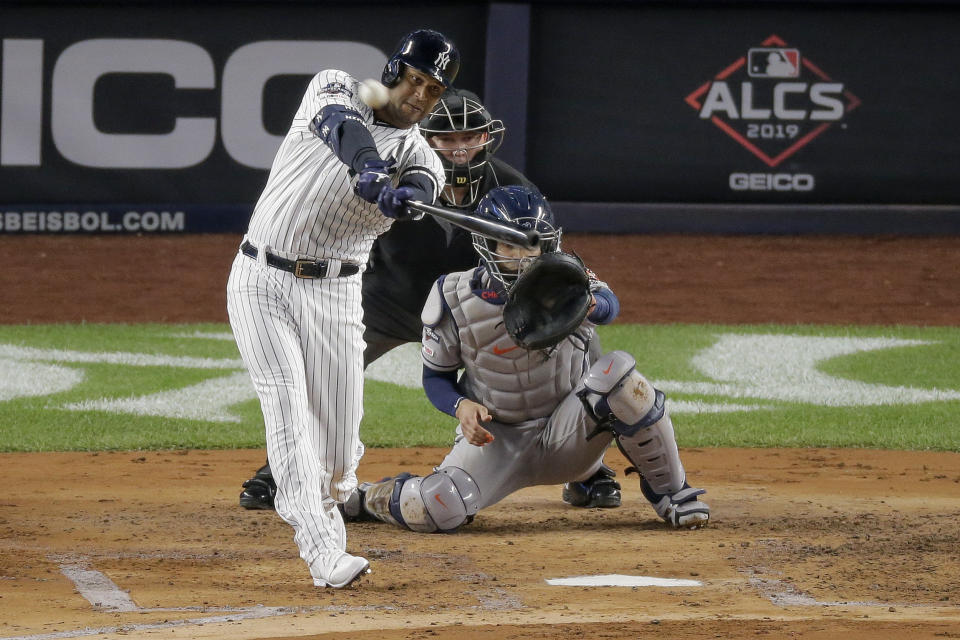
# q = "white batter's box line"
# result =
<box><xmin>747</xmin><ymin>576</ymin><xmax>930</xmax><ymax>609</ymax></box>
<box><xmin>462</xmin><ymin>587</ymin><xmax>525</xmax><ymax>611</ymax></box>
<box><xmin>55</xmin><ymin>557</ymin><xmax>138</xmax><ymax>613</ymax></box>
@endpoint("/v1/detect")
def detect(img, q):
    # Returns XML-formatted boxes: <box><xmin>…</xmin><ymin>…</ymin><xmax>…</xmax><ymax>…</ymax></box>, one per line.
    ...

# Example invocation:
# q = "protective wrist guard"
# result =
<box><xmin>310</xmin><ymin>104</ymin><xmax>368</xmax><ymax>161</ymax></box>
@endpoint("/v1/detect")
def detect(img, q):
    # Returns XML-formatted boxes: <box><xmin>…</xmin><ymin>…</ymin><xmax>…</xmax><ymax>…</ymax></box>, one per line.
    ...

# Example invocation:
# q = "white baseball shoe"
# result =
<box><xmin>314</xmin><ymin>553</ymin><xmax>370</xmax><ymax>589</ymax></box>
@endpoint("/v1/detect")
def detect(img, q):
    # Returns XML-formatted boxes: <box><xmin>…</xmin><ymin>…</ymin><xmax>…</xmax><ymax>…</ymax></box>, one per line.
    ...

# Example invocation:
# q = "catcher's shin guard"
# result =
<box><xmin>360</xmin><ymin>467</ymin><xmax>481</xmax><ymax>533</ymax></box>
<box><xmin>578</xmin><ymin>351</ymin><xmax>709</xmax><ymax>528</ymax></box>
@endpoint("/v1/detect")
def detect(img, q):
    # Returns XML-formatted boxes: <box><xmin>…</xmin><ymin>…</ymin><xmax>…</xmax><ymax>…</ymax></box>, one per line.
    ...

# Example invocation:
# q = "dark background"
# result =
<box><xmin>1</xmin><ymin>1</ymin><xmax>959</xmax><ymax>232</ymax></box>
<box><xmin>528</xmin><ymin>4</ymin><xmax>960</xmax><ymax>204</ymax></box>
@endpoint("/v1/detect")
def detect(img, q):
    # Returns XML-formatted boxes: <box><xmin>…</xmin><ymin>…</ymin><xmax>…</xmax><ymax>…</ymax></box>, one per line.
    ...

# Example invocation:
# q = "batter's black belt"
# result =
<box><xmin>240</xmin><ymin>240</ymin><xmax>360</xmax><ymax>279</ymax></box>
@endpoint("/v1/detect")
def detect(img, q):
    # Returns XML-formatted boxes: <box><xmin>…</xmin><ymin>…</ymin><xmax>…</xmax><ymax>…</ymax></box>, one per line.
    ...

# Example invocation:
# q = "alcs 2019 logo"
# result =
<box><xmin>685</xmin><ymin>35</ymin><xmax>861</xmax><ymax>169</ymax></box>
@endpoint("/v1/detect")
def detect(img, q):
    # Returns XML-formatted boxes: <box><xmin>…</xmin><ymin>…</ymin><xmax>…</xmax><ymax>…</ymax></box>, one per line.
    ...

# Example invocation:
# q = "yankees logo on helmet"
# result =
<box><xmin>381</xmin><ymin>29</ymin><xmax>460</xmax><ymax>88</ymax></box>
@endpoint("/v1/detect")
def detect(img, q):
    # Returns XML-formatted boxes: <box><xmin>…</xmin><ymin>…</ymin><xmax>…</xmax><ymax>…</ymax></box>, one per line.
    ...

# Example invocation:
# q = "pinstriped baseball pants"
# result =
<box><xmin>227</xmin><ymin>251</ymin><xmax>365</xmax><ymax>582</ymax></box>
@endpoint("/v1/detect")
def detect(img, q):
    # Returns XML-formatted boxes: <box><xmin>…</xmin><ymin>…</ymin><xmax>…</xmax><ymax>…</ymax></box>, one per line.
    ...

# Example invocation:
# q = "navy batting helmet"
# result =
<box><xmin>472</xmin><ymin>186</ymin><xmax>562</xmax><ymax>289</ymax></box>
<box><xmin>420</xmin><ymin>89</ymin><xmax>505</xmax><ymax>208</ymax></box>
<box><xmin>382</xmin><ymin>29</ymin><xmax>460</xmax><ymax>89</ymax></box>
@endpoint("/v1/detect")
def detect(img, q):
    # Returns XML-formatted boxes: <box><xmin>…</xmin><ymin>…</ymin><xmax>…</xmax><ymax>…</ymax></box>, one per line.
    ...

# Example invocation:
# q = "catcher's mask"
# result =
<box><xmin>420</xmin><ymin>89</ymin><xmax>505</xmax><ymax>208</ymax></box>
<box><xmin>472</xmin><ymin>186</ymin><xmax>562</xmax><ymax>290</ymax></box>
<box><xmin>381</xmin><ymin>29</ymin><xmax>460</xmax><ymax>89</ymax></box>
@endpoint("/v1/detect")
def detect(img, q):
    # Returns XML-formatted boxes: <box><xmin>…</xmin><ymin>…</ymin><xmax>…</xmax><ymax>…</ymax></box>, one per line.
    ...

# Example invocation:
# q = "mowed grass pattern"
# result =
<box><xmin>0</xmin><ymin>323</ymin><xmax>957</xmax><ymax>452</ymax></box>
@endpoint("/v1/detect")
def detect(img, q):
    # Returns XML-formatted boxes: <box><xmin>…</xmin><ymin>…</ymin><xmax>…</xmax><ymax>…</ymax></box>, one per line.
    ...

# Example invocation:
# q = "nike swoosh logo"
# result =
<box><xmin>493</xmin><ymin>344</ymin><xmax>519</xmax><ymax>355</ymax></box>
<box><xmin>434</xmin><ymin>494</ymin><xmax>447</xmax><ymax>508</ymax></box>
<box><xmin>603</xmin><ymin>362</ymin><xmax>614</xmax><ymax>374</ymax></box>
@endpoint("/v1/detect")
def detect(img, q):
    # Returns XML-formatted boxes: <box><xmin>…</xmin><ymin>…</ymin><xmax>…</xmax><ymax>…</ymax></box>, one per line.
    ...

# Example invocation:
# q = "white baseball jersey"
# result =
<box><xmin>246</xmin><ymin>69</ymin><xmax>444</xmax><ymax>263</ymax></box>
<box><xmin>228</xmin><ymin>69</ymin><xmax>443</xmax><ymax>585</ymax></box>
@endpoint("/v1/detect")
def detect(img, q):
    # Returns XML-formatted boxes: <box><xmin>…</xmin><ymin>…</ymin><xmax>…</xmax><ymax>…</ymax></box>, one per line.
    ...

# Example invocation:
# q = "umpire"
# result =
<box><xmin>238</xmin><ymin>89</ymin><xmax>618</xmax><ymax>511</ymax></box>
<box><xmin>361</xmin><ymin>89</ymin><xmax>531</xmax><ymax>361</ymax></box>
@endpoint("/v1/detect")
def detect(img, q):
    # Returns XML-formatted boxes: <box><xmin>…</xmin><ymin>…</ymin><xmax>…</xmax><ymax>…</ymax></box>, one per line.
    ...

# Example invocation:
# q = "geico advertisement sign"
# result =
<box><xmin>684</xmin><ymin>35</ymin><xmax>861</xmax><ymax>195</ymax></box>
<box><xmin>729</xmin><ymin>173</ymin><xmax>815</xmax><ymax>192</ymax></box>
<box><xmin>0</xmin><ymin>39</ymin><xmax>386</xmax><ymax>169</ymax></box>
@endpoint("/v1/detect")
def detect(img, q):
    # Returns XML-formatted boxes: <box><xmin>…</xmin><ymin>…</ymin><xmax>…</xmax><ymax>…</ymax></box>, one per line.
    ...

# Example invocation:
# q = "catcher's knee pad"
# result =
<box><xmin>363</xmin><ymin>467</ymin><xmax>481</xmax><ymax>533</ymax></box>
<box><xmin>578</xmin><ymin>351</ymin><xmax>685</xmax><ymax>496</ymax></box>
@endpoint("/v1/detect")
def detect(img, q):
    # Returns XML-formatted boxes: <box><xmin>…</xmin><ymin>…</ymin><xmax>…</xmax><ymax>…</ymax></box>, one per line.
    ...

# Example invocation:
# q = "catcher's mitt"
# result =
<box><xmin>503</xmin><ymin>251</ymin><xmax>592</xmax><ymax>351</ymax></box>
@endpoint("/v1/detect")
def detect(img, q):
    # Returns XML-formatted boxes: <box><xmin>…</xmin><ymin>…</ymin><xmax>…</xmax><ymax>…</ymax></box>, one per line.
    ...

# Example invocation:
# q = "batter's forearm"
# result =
<box><xmin>310</xmin><ymin>105</ymin><xmax>381</xmax><ymax>173</ymax></box>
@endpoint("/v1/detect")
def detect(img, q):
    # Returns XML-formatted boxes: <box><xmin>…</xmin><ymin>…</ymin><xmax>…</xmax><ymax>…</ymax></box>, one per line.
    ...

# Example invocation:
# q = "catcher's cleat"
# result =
<box><xmin>339</xmin><ymin>482</ymin><xmax>378</xmax><ymax>522</ymax></box>
<box><xmin>639</xmin><ymin>477</ymin><xmax>710</xmax><ymax>529</ymax></box>
<box><xmin>239</xmin><ymin>463</ymin><xmax>276</xmax><ymax>510</ymax></box>
<box><xmin>562</xmin><ymin>464</ymin><xmax>622</xmax><ymax>509</ymax></box>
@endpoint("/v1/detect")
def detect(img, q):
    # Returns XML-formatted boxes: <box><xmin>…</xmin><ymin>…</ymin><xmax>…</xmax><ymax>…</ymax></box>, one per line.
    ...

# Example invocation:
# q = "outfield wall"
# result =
<box><xmin>1</xmin><ymin>1</ymin><xmax>958</xmax><ymax>234</ymax></box>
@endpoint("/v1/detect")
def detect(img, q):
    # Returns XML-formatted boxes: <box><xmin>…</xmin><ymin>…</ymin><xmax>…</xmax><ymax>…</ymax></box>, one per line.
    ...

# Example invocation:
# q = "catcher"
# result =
<box><xmin>341</xmin><ymin>185</ymin><xmax>710</xmax><ymax>532</ymax></box>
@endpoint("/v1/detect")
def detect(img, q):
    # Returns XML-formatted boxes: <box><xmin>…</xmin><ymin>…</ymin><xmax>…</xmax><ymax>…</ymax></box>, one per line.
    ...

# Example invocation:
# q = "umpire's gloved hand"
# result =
<box><xmin>353</xmin><ymin>159</ymin><xmax>393</xmax><ymax>203</ymax></box>
<box><xmin>377</xmin><ymin>185</ymin><xmax>415</xmax><ymax>220</ymax></box>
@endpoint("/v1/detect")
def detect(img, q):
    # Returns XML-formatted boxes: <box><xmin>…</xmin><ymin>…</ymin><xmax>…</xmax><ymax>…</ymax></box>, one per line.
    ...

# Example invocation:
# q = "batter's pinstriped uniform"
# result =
<box><xmin>227</xmin><ymin>69</ymin><xmax>443</xmax><ymax>585</ymax></box>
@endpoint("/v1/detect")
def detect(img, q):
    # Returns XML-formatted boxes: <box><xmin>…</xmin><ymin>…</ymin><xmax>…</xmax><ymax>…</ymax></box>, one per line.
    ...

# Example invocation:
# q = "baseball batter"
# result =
<box><xmin>227</xmin><ymin>29</ymin><xmax>458</xmax><ymax>588</ymax></box>
<box><xmin>238</xmin><ymin>90</ymin><xmax>619</xmax><ymax>512</ymax></box>
<box><xmin>340</xmin><ymin>186</ymin><xmax>711</xmax><ymax>533</ymax></box>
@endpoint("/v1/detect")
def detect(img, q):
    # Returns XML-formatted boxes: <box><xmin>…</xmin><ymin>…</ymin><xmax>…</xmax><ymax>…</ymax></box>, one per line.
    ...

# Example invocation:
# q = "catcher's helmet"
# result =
<box><xmin>472</xmin><ymin>186</ymin><xmax>562</xmax><ymax>290</ymax></box>
<box><xmin>420</xmin><ymin>89</ymin><xmax>505</xmax><ymax>209</ymax></box>
<box><xmin>382</xmin><ymin>29</ymin><xmax>460</xmax><ymax>89</ymax></box>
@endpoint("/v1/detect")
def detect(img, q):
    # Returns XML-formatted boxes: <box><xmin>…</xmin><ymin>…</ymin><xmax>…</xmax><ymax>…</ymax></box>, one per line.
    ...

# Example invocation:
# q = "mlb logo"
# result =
<box><xmin>747</xmin><ymin>48</ymin><xmax>800</xmax><ymax>78</ymax></box>
<box><xmin>320</xmin><ymin>81</ymin><xmax>351</xmax><ymax>96</ymax></box>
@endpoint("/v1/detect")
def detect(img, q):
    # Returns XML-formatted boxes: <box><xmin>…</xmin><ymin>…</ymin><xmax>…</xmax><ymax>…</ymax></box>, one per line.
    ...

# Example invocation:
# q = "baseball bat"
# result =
<box><xmin>408</xmin><ymin>201</ymin><xmax>540</xmax><ymax>249</ymax></box>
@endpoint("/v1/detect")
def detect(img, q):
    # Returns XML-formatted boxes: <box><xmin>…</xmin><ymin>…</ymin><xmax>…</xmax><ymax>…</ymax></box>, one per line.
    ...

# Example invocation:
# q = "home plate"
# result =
<box><xmin>546</xmin><ymin>574</ymin><xmax>703</xmax><ymax>587</ymax></box>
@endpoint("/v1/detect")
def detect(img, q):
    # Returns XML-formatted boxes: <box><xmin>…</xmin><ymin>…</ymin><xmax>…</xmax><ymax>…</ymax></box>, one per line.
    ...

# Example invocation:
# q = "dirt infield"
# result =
<box><xmin>3</xmin><ymin>448</ymin><xmax>958</xmax><ymax>639</ymax></box>
<box><xmin>1</xmin><ymin>233</ymin><xmax>959</xmax><ymax>639</ymax></box>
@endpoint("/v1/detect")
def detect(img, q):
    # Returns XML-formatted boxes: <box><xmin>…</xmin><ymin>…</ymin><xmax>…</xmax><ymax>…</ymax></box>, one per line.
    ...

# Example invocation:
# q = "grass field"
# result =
<box><xmin>1</xmin><ymin>322</ymin><xmax>958</xmax><ymax>452</ymax></box>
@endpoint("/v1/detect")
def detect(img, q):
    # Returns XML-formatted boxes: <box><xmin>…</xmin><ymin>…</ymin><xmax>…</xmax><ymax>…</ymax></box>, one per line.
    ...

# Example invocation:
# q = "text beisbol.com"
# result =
<box><xmin>0</xmin><ymin>210</ymin><xmax>185</xmax><ymax>233</ymax></box>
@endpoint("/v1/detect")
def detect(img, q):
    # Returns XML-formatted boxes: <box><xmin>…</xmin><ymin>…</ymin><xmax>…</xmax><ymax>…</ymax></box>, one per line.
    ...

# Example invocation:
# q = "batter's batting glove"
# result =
<box><xmin>353</xmin><ymin>159</ymin><xmax>393</xmax><ymax>203</ymax></box>
<box><xmin>377</xmin><ymin>185</ymin><xmax>415</xmax><ymax>219</ymax></box>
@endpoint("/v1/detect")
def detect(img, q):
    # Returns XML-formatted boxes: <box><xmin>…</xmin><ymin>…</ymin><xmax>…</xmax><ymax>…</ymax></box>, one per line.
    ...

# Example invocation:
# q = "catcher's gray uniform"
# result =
<box><xmin>423</xmin><ymin>267</ymin><xmax>610</xmax><ymax>508</ymax></box>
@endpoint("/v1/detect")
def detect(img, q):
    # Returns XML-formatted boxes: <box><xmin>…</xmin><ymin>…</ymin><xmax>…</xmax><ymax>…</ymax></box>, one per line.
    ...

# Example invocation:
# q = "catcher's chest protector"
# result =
<box><xmin>442</xmin><ymin>271</ymin><xmax>591</xmax><ymax>424</ymax></box>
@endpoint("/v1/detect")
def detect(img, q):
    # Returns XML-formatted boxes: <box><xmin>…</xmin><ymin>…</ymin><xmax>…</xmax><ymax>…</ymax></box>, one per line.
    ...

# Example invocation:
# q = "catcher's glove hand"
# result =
<box><xmin>503</xmin><ymin>251</ymin><xmax>592</xmax><ymax>351</ymax></box>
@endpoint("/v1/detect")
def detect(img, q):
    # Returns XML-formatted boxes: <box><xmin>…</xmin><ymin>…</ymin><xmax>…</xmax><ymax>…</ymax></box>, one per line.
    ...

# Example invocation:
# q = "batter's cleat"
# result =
<box><xmin>562</xmin><ymin>464</ymin><xmax>622</xmax><ymax>509</ymax></box>
<box><xmin>239</xmin><ymin>462</ymin><xmax>276</xmax><ymax>510</ymax></box>
<box><xmin>315</xmin><ymin>553</ymin><xmax>370</xmax><ymax>589</ymax></box>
